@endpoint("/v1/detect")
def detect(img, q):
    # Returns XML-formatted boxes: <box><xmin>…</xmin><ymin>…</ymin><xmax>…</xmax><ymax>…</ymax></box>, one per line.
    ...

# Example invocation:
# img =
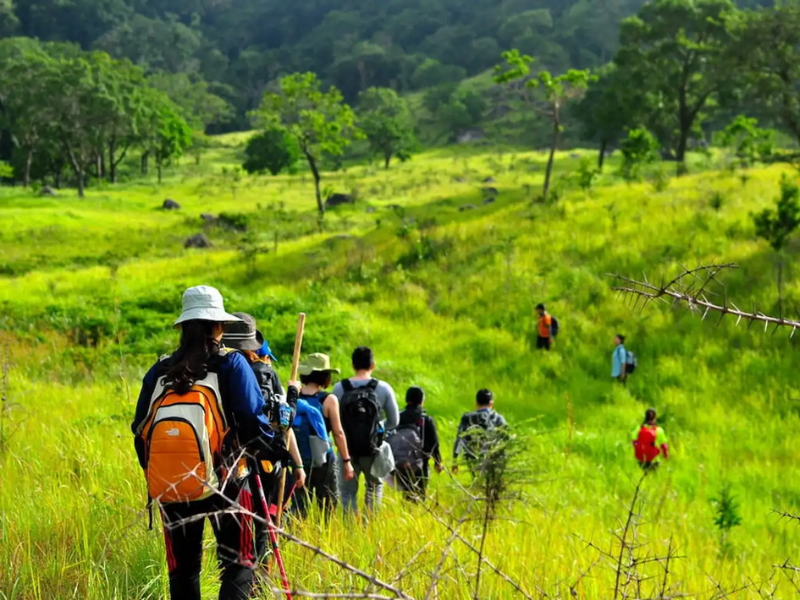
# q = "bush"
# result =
<box><xmin>709</xmin><ymin>191</ymin><xmax>725</xmax><ymax>212</ymax></box>
<box><xmin>719</xmin><ymin>115</ymin><xmax>775</xmax><ymax>168</ymax></box>
<box><xmin>243</xmin><ymin>128</ymin><xmax>300</xmax><ymax>175</ymax></box>
<box><xmin>576</xmin><ymin>157</ymin><xmax>600</xmax><ymax>193</ymax></box>
<box><xmin>619</xmin><ymin>128</ymin><xmax>660</xmax><ymax>182</ymax></box>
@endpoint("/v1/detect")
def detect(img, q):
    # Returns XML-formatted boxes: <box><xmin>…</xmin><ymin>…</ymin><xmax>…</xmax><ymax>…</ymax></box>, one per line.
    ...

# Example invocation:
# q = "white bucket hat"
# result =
<box><xmin>173</xmin><ymin>285</ymin><xmax>243</xmax><ymax>327</ymax></box>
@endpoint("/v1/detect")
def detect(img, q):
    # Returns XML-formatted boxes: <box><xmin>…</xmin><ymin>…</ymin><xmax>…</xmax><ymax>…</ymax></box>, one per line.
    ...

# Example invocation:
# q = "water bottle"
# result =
<box><xmin>278</xmin><ymin>402</ymin><xmax>292</xmax><ymax>431</ymax></box>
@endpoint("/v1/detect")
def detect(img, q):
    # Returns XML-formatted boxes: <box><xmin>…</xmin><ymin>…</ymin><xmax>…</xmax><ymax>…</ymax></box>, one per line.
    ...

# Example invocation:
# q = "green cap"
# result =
<box><xmin>298</xmin><ymin>353</ymin><xmax>340</xmax><ymax>376</ymax></box>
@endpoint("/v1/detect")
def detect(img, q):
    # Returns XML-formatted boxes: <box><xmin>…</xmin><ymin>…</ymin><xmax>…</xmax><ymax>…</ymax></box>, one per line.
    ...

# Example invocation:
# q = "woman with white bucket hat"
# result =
<box><xmin>131</xmin><ymin>285</ymin><xmax>273</xmax><ymax>600</ymax></box>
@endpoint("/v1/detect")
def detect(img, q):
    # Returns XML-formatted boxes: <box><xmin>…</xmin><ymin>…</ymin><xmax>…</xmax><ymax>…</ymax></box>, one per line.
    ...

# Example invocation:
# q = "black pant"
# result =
<box><xmin>396</xmin><ymin>464</ymin><xmax>428</xmax><ymax>501</ymax></box>
<box><xmin>293</xmin><ymin>456</ymin><xmax>338</xmax><ymax>517</ymax></box>
<box><xmin>160</xmin><ymin>481</ymin><xmax>255</xmax><ymax>600</ymax></box>
<box><xmin>536</xmin><ymin>336</ymin><xmax>551</xmax><ymax>350</ymax></box>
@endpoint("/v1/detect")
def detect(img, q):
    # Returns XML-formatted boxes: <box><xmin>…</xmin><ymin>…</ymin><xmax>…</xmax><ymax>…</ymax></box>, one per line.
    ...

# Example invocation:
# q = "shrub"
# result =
<box><xmin>576</xmin><ymin>157</ymin><xmax>600</xmax><ymax>193</ymax></box>
<box><xmin>242</xmin><ymin>128</ymin><xmax>300</xmax><ymax>175</ymax></box>
<box><xmin>619</xmin><ymin>128</ymin><xmax>660</xmax><ymax>182</ymax></box>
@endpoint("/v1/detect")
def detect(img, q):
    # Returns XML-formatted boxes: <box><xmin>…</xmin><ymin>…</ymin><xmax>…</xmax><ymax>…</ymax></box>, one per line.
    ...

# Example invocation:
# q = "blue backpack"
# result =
<box><xmin>293</xmin><ymin>394</ymin><xmax>331</xmax><ymax>467</ymax></box>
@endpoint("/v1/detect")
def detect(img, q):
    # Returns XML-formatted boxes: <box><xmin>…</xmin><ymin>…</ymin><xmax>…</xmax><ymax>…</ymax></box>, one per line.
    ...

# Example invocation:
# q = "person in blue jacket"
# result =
<box><xmin>131</xmin><ymin>285</ymin><xmax>281</xmax><ymax>600</ymax></box>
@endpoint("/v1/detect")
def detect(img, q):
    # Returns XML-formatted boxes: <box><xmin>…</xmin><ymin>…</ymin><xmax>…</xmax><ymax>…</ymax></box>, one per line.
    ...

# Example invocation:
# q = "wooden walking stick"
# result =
<box><xmin>277</xmin><ymin>312</ymin><xmax>306</xmax><ymax>527</ymax></box>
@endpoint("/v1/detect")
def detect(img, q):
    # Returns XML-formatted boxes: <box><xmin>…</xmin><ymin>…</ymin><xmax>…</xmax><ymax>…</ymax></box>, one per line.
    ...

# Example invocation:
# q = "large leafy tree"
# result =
<box><xmin>494</xmin><ymin>49</ymin><xmax>591</xmax><ymax>200</ymax></box>
<box><xmin>728</xmin><ymin>7</ymin><xmax>800</xmax><ymax>147</ymax></box>
<box><xmin>613</xmin><ymin>0</ymin><xmax>737</xmax><ymax>165</ymax></box>
<box><xmin>141</xmin><ymin>91</ymin><xmax>193</xmax><ymax>183</ymax></box>
<box><xmin>573</xmin><ymin>62</ymin><xmax>635</xmax><ymax>169</ymax></box>
<box><xmin>357</xmin><ymin>87</ymin><xmax>416</xmax><ymax>169</ymax></box>
<box><xmin>254</xmin><ymin>72</ymin><xmax>362</xmax><ymax>216</ymax></box>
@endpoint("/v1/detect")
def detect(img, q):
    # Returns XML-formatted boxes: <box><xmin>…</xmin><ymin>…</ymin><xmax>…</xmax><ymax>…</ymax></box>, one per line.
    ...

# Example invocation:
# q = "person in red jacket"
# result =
<box><xmin>632</xmin><ymin>408</ymin><xmax>669</xmax><ymax>470</ymax></box>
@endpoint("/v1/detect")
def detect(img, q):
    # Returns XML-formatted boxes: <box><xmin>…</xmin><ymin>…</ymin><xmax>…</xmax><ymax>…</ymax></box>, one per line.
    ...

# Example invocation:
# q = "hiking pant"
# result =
<box><xmin>536</xmin><ymin>335</ymin><xmax>551</xmax><ymax>350</ymax></box>
<box><xmin>339</xmin><ymin>454</ymin><xmax>383</xmax><ymax>513</ymax></box>
<box><xmin>396</xmin><ymin>465</ymin><xmax>427</xmax><ymax>502</ymax></box>
<box><xmin>160</xmin><ymin>480</ymin><xmax>255</xmax><ymax>600</ymax></box>
<box><xmin>294</xmin><ymin>455</ymin><xmax>339</xmax><ymax>517</ymax></box>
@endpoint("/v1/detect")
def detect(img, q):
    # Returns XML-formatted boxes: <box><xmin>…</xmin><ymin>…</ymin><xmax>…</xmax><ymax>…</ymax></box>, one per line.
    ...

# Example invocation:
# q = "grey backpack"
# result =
<box><xmin>389</xmin><ymin>420</ymin><xmax>425</xmax><ymax>471</ymax></box>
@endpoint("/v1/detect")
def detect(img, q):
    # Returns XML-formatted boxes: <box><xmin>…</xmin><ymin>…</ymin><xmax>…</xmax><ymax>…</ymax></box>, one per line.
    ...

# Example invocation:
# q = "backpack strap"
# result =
<box><xmin>366</xmin><ymin>378</ymin><xmax>379</xmax><ymax>391</ymax></box>
<box><xmin>341</xmin><ymin>379</ymin><xmax>354</xmax><ymax>392</ymax></box>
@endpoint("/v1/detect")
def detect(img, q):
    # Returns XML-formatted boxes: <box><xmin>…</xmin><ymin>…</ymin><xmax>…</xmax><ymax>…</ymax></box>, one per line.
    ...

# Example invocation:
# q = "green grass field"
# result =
<box><xmin>1</xmin><ymin>139</ymin><xmax>799</xmax><ymax>599</ymax></box>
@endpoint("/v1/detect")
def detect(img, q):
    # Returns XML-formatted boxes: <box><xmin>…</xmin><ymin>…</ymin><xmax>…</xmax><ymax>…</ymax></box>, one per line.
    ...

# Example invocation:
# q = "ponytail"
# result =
<box><xmin>162</xmin><ymin>320</ymin><xmax>222</xmax><ymax>394</ymax></box>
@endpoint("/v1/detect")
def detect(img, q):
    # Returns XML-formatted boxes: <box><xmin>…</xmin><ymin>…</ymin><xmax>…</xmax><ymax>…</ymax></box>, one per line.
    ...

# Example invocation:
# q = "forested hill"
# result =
<box><xmin>0</xmin><ymin>0</ymin><xmax>759</xmax><ymax>128</ymax></box>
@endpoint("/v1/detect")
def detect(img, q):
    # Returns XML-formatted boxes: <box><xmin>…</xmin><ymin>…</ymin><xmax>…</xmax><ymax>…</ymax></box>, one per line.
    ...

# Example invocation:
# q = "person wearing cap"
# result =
<box><xmin>131</xmin><ymin>286</ymin><xmax>274</xmax><ymax>600</ymax></box>
<box><xmin>294</xmin><ymin>353</ymin><xmax>355</xmax><ymax>516</ymax></box>
<box><xmin>332</xmin><ymin>346</ymin><xmax>399</xmax><ymax>513</ymax></box>
<box><xmin>394</xmin><ymin>386</ymin><xmax>443</xmax><ymax>501</ymax></box>
<box><xmin>535</xmin><ymin>303</ymin><xmax>553</xmax><ymax>350</ymax></box>
<box><xmin>221</xmin><ymin>312</ymin><xmax>305</xmax><ymax>565</ymax></box>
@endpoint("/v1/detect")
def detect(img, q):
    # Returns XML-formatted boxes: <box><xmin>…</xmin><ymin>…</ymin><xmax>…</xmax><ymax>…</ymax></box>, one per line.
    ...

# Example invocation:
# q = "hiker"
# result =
<box><xmin>131</xmin><ymin>286</ymin><xmax>273</xmax><ymax>600</ymax></box>
<box><xmin>221</xmin><ymin>312</ymin><xmax>305</xmax><ymax>564</ymax></box>
<box><xmin>293</xmin><ymin>353</ymin><xmax>355</xmax><ymax>516</ymax></box>
<box><xmin>390</xmin><ymin>386</ymin><xmax>443</xmax><ymax>501</ymax></box>
<box><xmin>632</xmin><ymin>408</ymin><xmax>669</xmax><ymax>470</ymax></box>
<box><xmin>535</xmin><ymin>303</ymin><xmax>556</xmax><ymax>350</ymax></box>
<box><xmin>333</xmin><ymin>346</ymin><xmax>399</xmax><ymax>513</ymax></box>
<box><xmin>612</xmin><ymin>334</ymin><xmax>636</xmax><ymax>383</ymax></box>
<box><xmin>452</xmin><ymin>389</ymin><xmax>508</xmax><ymax>474</ymax></box>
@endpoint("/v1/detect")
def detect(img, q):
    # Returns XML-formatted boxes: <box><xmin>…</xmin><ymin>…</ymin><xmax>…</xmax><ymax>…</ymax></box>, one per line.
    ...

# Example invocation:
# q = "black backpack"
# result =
<box><xmin>389</xmin><ymin>417</ymin><xmax>425</xmax><ymax>471</ymax></box>
<box><xmin>340</xmin><ymin>379</ymin><xmax>382</xmax><ymax>458</ymax></box>
<box><xmin>550</xmin><ymin>315</ymin><xmax>560</xmax><ymax>337</ymax></box>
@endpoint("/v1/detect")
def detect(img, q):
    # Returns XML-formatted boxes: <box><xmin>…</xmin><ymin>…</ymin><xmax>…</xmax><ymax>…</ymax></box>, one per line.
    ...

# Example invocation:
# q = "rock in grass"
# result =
<box><xmin>484</xmin><ymin>197</ymin><xmax>496</xmax><ymax>205</ymax></box>
<box><xmin>483</xmin><ymin>187</ymin><xmax>499</xmax><ymax>197</ymax></box>
<box><xmin>459</xmin><ymin>204</ymin><xmax>477</xmax><ymax>212</ymax></box>
<box><xmin>483</xmin><ymin>176</ymin><xmax>496</xmax><ymax>183</ymax></box>
<box><xmin>200</xmin><ymin>213</ymin><xmax>216</xmax><ymax>223</ymax></box>
<box><xmin>325</xmin><ymin>193</ymin><xmax>355</xmax><ymax>208</ymax></box>
<box><xmin>184</xmin><ymin>233</ymin><xmax>212</xmax><ymax>249</ymax></box>
<box><xmin>163</xmin><ymin>199</ymin><xmax>181</xmax><ymax>210</ymax></box>
<box><xmin>366</xmin><ymin>206</ymin><xmax>376</xmax><ymax>213</ymax></box>
<box><xmin>570</xmin><ymin>153</ymin><xmax>581</xmax><ymax>159</ymax></box>
<box><xmin>40</xmin><ymin>185</ymin><xmax>58</xmax><ymax>197</ymax></box>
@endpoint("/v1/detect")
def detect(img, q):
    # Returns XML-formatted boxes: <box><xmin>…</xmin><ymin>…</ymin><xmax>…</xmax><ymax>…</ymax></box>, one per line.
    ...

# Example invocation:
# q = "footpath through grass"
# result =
<box><xmin>1</xmin><ymin>143</ymin><xmax>799</xmax><ymax>598</ymax></box>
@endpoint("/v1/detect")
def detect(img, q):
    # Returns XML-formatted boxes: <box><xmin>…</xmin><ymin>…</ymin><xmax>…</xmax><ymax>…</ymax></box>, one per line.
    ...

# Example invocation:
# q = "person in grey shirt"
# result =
<box><xmin>333</xmin><ymin>346</ymin><xmax>399</xmax><ymax>513</ymax></box>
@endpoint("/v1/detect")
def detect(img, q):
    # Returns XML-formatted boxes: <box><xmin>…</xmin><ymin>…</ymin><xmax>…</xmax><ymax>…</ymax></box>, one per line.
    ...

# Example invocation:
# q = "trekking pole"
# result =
<box><xmin>253</xmin><ymin>464</ymin><xmax>293</xmax><ymax>600</ymax></box>
<box><xmin>278</xmin><ymin>312</ymin><xmax>306</xmax><ymax>527</ymax></box>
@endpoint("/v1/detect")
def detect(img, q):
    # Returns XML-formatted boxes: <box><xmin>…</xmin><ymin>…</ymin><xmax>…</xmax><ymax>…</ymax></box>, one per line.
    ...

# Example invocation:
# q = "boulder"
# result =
<box><xmin>366</xmin><ymin>206</ymin><xmax>377</xmax><ymax>214</ymax></box>
<box><xmin>163</xmin><ymin>199</ymin><xmax>181</xmax><ymax>210</ymax></box>
<box><xmin>483</xmin><ymin>187</ymin><xmax>499</xmax><ymax>196</ymax></box>
<box><xmin>459</xmin><ymin>204</ymin><xmax>477</xmax><ymax>212</ymax></box>
<box><xmin>483</xmin><ymin>197</ymin><xmax>496</xmax><ymax>205</ymax></box>
<box><xmin>200</xmin><ymin>213</ymin><xmax>216</xmax><ymax>223</ymax></box>
<box><xmin>325</xmin><ymin>193</ymin><xmax>355</xmax><ymax>208</ymax></box>
<box><xmin>40</xmin><ymin>186</ymin><xmax>58</xmax><ymax>197</ymax></box>
<box><xmin>570</xmin><ymin>153</ymin><xmax>581</xmax><ymax>159</ymax></box>
<box><xmin>483</xmin><ymin>176</ymin><xmax>496</xmax><ymax>183</ymax></box>
<box><xmin>456</xmin><ymin>129</ymin><xmax>486</xmax><ymax>144</ymax></box>
<box><xmin>184</xmin><ymin>233</ymin><xmax>212</xmax><ymax>249</ymax></box>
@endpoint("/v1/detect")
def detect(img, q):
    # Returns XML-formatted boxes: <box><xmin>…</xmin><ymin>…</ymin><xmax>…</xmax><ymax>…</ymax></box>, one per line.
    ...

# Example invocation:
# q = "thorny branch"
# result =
<box><xmin>610</xmin><ymin>263</ymin><xmax>800</xmax><ymax>335</ymax></box>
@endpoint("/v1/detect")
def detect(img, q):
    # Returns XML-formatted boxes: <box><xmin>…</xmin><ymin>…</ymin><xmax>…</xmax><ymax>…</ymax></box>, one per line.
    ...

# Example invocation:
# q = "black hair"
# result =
<box><xmin>300</xmin><ymin>371</ymin><xmax>333</xmax><ymax>389</ymax></box>
<box><xmin>535</xmin><ymin>303</ymin><xmax>545</xmax><ymax>311</ymax></box>
<box><xmin>406</xmin><ymin>386</ymin><xmax>425</xmax><ymax>406</ymax></box>
<box><xmin>476</xmin><ymin>389</ymin><xmax>494</xmax><ymax>407</ymax></box>
<box><xmin>163</xmin><ymin>320</ymin><xmax>222</xmax><ymax>395</ymax></box>
<box><xmin>352</xmin><ymin>346</ymin><xmax>374</xmax><ymax>371</ymax></box>
<box><xmin>644</xmin><ymin>408</ymin><xmax>657</xmax><ymax>423</ymax></box>
<box><xmin>617</xmin><ymin>333</ymin><xmax>626</xmax><ymax>343</ymax></box>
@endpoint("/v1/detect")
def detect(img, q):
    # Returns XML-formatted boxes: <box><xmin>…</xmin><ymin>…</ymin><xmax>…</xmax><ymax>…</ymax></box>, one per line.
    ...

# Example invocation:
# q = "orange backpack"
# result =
<box><xmin>634</xmin><ymin>425</ymin><xmax>660</xmax><ymax>463</ymax></box>
<box><xmin>137</xmin><ymin>372</ymin><xmax>229</xmax><ymax>504</ymax></box>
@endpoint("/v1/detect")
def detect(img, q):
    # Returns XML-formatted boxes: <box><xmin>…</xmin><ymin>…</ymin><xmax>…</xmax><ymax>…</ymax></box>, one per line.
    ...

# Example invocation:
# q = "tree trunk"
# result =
<box><xmin>109</xmin><ymin>139</ymin><xmax>117</xmax><ymax>183</ymax></box>
<box><xmin>75</xmin><ymin>166</ymin><xmax>85</xmax><ymax>197</ymax></box>
<box><xmin>676</xmin><ymin>126</ymin><xmax>689</xmax><ymax>166</ymax></box>
<box><xmin>304</xmin><ymin>150</ymin><xmax>325</xmax><ymax>216</ymax></box>
<box><xmin>141</xmin><ymin>152</ymin><xmax>149</xmax><ymax>175</ymax></box>
<box><xmin>23</xmin><ymin>148</ymin><xmax>33</xmax><ymax>188</ymax></box>
<box><xmin>157</xmin><ymin>161</ymin><xmax>162</xmax><ymax>184</ymax></box>
<box><xmin>384</xmin><ymin>153</ymin><xmax>391</xmax><ymax>169</ymax></box>
<box><xmin>777</xmin><ymin>252</ymin><xmax>784</xmax><ymax>317</ymax></box>
<box><xmin>542</xmin><ymin>119</ymin><xmax>559</xmax><ymax>200</ymax></box>
<box><xmin>99</xmin><ymin>152</ymin><xmax>105</xmax><ymax>179</ymax></box>
<box><xmin>66</xmin><ymin>146</ymin><xmax>85</xmax><ymax>198</ymax></box>
<box><xmin>598</xmin><ymin>139</ymin><xmax>608</xmax><ymax>170</ymax></box>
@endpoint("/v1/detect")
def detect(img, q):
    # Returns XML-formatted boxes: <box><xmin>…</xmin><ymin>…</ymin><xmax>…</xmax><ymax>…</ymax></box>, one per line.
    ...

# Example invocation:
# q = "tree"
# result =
<box><xmin>254</xmin><ymin>72</ymin><xmax>361</xmax><ymax>216</ymax></box>
<box><xmin>753</xmin><ymin>175</ymin><xmax>800</xmax><ymax>316</ymax></box>
<box><xmin>357</xmin><ymin>87</ymin><xmax>416</xmax><ymax>169</ymax></box>
<box><xmin>242</xmin><ymin>128</ymin><xmax>300</xmax><ymax>175</ymax></box>
<box><xmin>573</xmin><ymin>62</ymin><xmax>634</xmax><ymax>169</ymax></box>
<box><xmin>613</xmin><ymin>0</ymin><xmax>736</xmax><ymax>165</ymax></box>
<box><xmin>728</xmin><ymin>7</ymin><xmax>800</xmax><ymax>147</ymax></box>
<box><xmin>148</xmin><ymin>71</ymin><xmax>233</xmax><ymax>132</ymax></box>
<box><xmin>494</xmin><ymin>48</ymin><xmax>590</xmax><ymax>200</ymax></box>
<box><xmin>141</xmin><ymin>95</ymin><xmax>192</xmax><ymax>184</ymax></box>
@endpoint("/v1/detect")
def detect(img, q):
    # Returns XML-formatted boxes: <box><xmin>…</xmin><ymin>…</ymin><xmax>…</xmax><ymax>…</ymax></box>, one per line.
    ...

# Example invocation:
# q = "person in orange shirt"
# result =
<box><xmin>535</xmin><ymin>303</ymin><xmax>553</xmax><ymax>350</ymax></box>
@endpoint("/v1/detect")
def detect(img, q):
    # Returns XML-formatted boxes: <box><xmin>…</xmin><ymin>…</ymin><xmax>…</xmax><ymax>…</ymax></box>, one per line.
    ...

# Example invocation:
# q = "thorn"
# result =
<box><xmin>702</xmin><ymin>307</ymin><xmax>710</xmax><ymax>320</ymax></box>
<box><xmin>736</xmin><ymin>315</ymin><xmax>743</xmax><ymax>326</ymax></box>
<box><xmin>792</xmin><ymin>327</ymin><xmax>796</xmax><ymax>339</ymax></box>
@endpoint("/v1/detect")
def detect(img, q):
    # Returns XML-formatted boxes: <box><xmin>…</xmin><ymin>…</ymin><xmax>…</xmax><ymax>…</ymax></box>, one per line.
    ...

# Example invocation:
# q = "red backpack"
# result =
<box><xmin>634</xmin><ymin>425</ymin><xmax>660</xmax><ymax>463</ymax></box>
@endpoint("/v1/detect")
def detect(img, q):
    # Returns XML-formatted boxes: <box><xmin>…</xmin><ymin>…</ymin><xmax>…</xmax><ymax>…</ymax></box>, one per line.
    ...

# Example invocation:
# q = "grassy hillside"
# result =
<box><xmin>1</xmin><ymin>143</ymin><xmax>799</xmax><ymax>599</ymax></box>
